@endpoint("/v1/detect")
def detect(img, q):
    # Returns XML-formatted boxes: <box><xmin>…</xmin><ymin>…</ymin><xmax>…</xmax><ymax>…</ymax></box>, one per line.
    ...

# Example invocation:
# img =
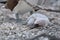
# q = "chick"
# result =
<box><xmin>26</xmin><ymin>13</ymin><xmax>50</xmax><ymax>28</ymax></box>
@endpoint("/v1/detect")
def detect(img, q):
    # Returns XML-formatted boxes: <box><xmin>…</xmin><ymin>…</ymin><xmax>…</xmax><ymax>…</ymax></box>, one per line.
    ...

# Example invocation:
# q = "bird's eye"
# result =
<box><xmin>34</xmin><ymin>24</ymin><xmax>39</xmax><ymax>27</ymax></box>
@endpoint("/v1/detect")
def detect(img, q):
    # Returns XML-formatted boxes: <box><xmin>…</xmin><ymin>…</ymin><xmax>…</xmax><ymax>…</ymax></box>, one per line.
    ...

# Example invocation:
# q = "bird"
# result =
<box><xmin>26</xmin><ymin>12</ymin><xmax>50</xmax><ymax>28</ymax></box>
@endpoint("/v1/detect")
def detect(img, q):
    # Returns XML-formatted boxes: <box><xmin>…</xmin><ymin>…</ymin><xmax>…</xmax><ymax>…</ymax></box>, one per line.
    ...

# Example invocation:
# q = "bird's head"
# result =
<box><xmin>34</xmin><ymin>19</ymin><xmax>46</xmax><ymax>27</ymax></box>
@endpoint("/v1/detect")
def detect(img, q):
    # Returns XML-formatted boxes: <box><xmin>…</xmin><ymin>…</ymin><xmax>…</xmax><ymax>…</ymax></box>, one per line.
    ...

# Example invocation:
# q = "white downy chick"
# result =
<box><xmin>27</xmin><ymin>13</ymin><xmax>50</xmax><ymax>28</ymax></box>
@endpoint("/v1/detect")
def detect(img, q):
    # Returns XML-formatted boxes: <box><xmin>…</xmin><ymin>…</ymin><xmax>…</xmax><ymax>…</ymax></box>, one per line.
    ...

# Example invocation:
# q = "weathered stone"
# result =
<box><xmin>0</xmin><ymin>0</ymin><xmax>6</xmax><ymax>2</ymax></box>
<box><xmin>26</xmin><ymin>0</ymin><xmax>38</xmax><ymax>6</ymax></box>
<box><xmin>13</xmin><ymin>0</ymin><xmax>33</xmax><ymax>14</ymax></box>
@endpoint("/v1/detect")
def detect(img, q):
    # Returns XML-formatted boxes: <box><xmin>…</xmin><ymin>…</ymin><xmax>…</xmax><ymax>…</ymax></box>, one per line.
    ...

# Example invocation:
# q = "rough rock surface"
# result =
<box><xmin>13</xmin><ymin>0</ymin><xmax>33</xmax><ymax>14</ymax></box>
<box><xmin>0</xmin><ymin>0</ymin><xmax>60</xmax><ymax>40</ymax></box>
<box><xmin>0</xmin><ymin>0</ymin><xmax>6</xmax><ymax>2</ymax></box>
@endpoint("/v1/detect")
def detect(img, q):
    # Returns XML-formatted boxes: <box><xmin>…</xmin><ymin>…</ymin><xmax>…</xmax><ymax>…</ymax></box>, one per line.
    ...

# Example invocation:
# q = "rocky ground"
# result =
<box><xmin>0</xmin><ymin>0</ymin><xmax>60</xmax><ymax>40</ymax></box>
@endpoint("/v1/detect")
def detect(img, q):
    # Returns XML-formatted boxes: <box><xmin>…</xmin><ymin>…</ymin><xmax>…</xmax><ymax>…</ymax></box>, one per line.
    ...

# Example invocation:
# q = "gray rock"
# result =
<box><xmin>26</xmin><ymin>0</ymin><xmax>38</xmax><ymax>6</ymax></box>
<box><xmin>13</xmin><ymin>0</ymin><xmax>33</xmax><ymax>14</ymax></box>
<box><xmin>0</xmin><ymin>0</ymin><xmax>6</xmax><ymax>2</ymax></box>
<box><xmin>0</xmin><ymin>6</ymin><xmax>16</xmax><ymax>22</ymax></box>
